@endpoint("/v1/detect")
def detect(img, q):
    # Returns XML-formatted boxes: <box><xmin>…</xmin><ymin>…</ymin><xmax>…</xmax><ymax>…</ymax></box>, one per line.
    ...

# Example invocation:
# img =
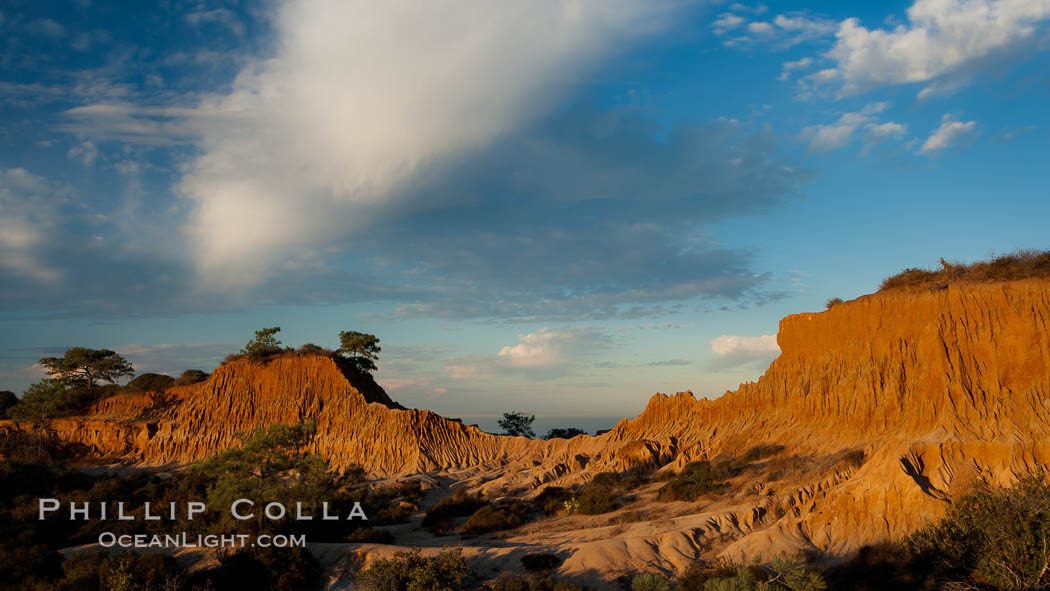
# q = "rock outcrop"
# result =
<box><xmin>4</xmin><ymin>279</ymin><xmax>1050</xmax><ymax>558</ymax></box>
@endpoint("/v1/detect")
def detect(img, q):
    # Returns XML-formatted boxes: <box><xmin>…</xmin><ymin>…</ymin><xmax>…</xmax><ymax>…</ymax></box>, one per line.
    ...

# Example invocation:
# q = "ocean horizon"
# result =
<box><xmin>455</xmin><ymin>416</ymin><xmax>627</xmax><ymax>437</ymax></box>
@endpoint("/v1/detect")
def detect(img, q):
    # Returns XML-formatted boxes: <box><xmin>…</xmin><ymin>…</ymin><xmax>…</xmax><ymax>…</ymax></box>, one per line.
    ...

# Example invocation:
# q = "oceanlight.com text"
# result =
<box><xmin>97</xmin><ymin>532</ymin><xmax>306</xmax><ymax>549</ymax></box>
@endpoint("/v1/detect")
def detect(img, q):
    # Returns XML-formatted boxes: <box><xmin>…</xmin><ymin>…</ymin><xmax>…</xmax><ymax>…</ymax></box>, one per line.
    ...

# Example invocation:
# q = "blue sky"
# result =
<box><xmin>1</xmin><ymin>0</ymin><xmax>1048</xmax><ymax>418</ymax></box>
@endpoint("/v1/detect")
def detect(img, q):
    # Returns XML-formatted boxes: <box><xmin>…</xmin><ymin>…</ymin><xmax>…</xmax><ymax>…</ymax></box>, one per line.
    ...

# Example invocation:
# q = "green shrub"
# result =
<box><xmin>656</xmin><ymin>460</ymin><xmax>740</xmax><ymax>502</ymax></box>
<box><xmin>376</xmin><ymin>503</ymin><xmax>415</xmax><ymax>525</ymax></box>
<box><xmin>346</xmin><ymin>527</ymin><xmax>396</xmax><ymax>544</ymax></box>
<box><xmin>825</xmin><ymin>297</ymin><xmax>844</xmax><ymax>309</ymax></box>
<box><xmin>173</xmin><ymin>369</ymin><xmax>209</xmax><ymax>386</ymax></box>
<box><xmin>904</xmin><ymin>473</ymin><xmax>1050</xmax><ymax>590</ymax></box>
<box><xmin>422</xmin><ymin>490</ymin><xmax>487</xmax><ymax>531</ymax></box>
<box><xmin>460</xmin><ymin>503</ymin><xmax>524</xmax><ymax>535</ymax></box>
<box><xmin>491</xmin><ymin>573</ymin><xmax>595</xmax><ymax>591</ymax></box>
<box><xmin>620</xmin><ymin>475</ymin><xmax>650</xmax><ymax>490</ymax></box>
<box><xmin>696</xmin><ymin>557</ymin><xmax>826</xmax><ymax>591</ymax></box>
<box><xmin>631</xmin><ymin>572</ymin><xmax>671</xmax><ymax>591</ymax></box>
<box><xmin>576</xmin><ymin>488</ymin><xmax>617</xmax><ymax>515</ymax></box>
<box><xmin>355</xmin><ymin>548</ymin><xmax>472</xmax><ymax>591</ymax></box>
<box><xmin>9</xmin><ymin>380</ymin><xmax>117</xmax><ymax>421</ymax></box>
<box><xmin>534</xmin><ymin>487</ymin><xmax>573</xmax><ymax>516</ymax></box>
<box><xmin>123</xmin><ymin>372</ymin><xmax>175</xmax><ymax>392</ymax></box>
<box><xmin>589</xmin><ymin>472</ymin><xmax>621</xmax><ymax>489</ymax></box>
<box><xmin>880</xmin><ymin>250</ymin><xmax>1050</xmax><ymax>291</ymax></box>
<box><xmin>740</xmin><ymin>444</ymin><xmax>785</xmax><ymax>464</ymax></box>
<box><xmin>677</xmin><ymin>557</ymin><xmax>737</xmax><ymax>591</ymax></box>
<box><xmin>838</xmin><ymin>450</ymin><xmax>866</xmax><ymax>470</ymax></box>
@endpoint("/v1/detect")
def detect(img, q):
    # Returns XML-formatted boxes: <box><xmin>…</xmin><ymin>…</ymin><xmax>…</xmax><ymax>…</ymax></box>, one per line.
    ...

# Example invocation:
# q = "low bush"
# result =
<box><xmin>904</xmin><ymin>473</ymin><xmax>1050</xmax><ymax>590</ymax></box>
<box><xmin>880</xmin><ymin>250</ymin><xmax>1050</xmax><ymax>291</ymax></box>
<box><xmin>490</xmin><ymin>573</ymin><xmax>595</xmax><ymax>591</ymax></box>
<box><xmin>825</xmin><ymin>297</ymin><xmax>844</xmax><ymax>309</ymax></box>
<box><xmin>534</xmin><ymin>487</ymin><xmax>573</xmax><ymax>516</ymax></box>
<box><xmin>173</xmin><ymin>369</ymin><xmax>209</xmax><ymax>386</ymax></box>
<box><xmin>460</xmin><ymin>503</ymin><xmax>525</xmax><ymax>536</ymax></box>
<box><xmin>765</xmin><ymin>455</ymin><xmax>814</xmax><ymax>482</ymax></box>
<box><xmin>355</xmin><ymin>548</ymin><xmax>473</xmax><ymax>591</ymax></box>
<box><xmin>576</xmin><ymin>487</ymin><xmax>617</xmax><ymax>515</ymax></box>
<box><xmin>740</xmin><ymin>444</ymin><xmax>785</xmax><ymax>464</ymax></box>
<box><xmin>375</xmin><ymin>503</ymin><xmax>415</xmax><ymax>525</ymax></box>
<box><xmin>680</xmin><ymin>557</ymin><xmax>826</xmax><ymax>591</ymax></box>
<box><xmin>589</xmin><ymin>472</ymin><xmax>621</xmax><ymax>489</ymax></box>
<box><xmin>123</xmin><ymin>372</ymin><xmax>175</xmax><ymax>392</ymax></box>
<box><xmin>45</xmin><ymin>551</ymin><xmax>181</xmax><ymax>591</ymax></box>
<box><xmin>677</xmin><ymin>557</ymin><xmax>738</xmax><ymax>591</ymax></box>
<box><xmin>346</xmin><ymin>527</ymin><xmax>396</xmax><ymax>544</ymax></box>
<box><xmin>838</xmin><ymin>449</ymin><xmax>866</xmax><ymax>470</ymax></box>
<box><xmin>657</xmin><ymin>460</ymin><xmax>741</xmax><ymax>502</ymax></box>
<box><xmin>422</xmin><ymin>490</ymin><xmax>488</xmax><ymax>531</ymax></box>
<box><xmin>8</xmin><ymin>381</ymin><xmax>120</xmax><ymax>422</ymax></box>
<box><xmin>631</xmin><ymin>572</ymin><xmax>671</xmax><ymax>591</ymax></box>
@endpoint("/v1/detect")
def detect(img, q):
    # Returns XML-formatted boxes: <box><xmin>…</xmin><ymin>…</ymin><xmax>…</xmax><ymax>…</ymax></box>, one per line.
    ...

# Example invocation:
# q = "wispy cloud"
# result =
<box><xmin>920</xmin><ymin>115</ymin><xmax>978</xmax><ymax>153</ymax></box>
<box><xmin>707</xmin><ymin>333</ymin><xmax>780</xmax><ymax>371</ymax></box>
<box><xmin>799</xmin><ymin>102</ymin><xmax>907</xmax><ymax>152</ymax></box>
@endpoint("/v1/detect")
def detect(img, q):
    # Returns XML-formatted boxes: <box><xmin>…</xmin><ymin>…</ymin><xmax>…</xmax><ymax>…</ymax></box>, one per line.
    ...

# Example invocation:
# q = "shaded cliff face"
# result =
<box><xmin>5</xmin><ymin>280</ymin><xmax>1050</xmax><ymax>559</ymax></box>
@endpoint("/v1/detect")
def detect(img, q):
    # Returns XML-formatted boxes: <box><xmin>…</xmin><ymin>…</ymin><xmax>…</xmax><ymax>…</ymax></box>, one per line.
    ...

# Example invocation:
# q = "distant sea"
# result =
<box><xmin>455</xmin><ymin>416</ymin><xmax>626</xmax><ymax>437</ymax></box>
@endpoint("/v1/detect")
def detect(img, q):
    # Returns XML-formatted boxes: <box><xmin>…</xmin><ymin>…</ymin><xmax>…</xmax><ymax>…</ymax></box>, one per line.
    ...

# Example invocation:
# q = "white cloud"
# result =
<box><xmin>59</xmin><ymin>104</ymin><xmax>202</xmax><ymax>145</ymax></box>
<box><xmin>748</xmin><ymin>21</ymin><xmax>775</xmax><ymax>34</ymax></box>
<box><xmin>67</xmin><ymin>140</ymin><xmax>98</xmax><ymax>166</ymax></box>
<box><xmin>920</xmin><ymin>115</ymin><xmax>977</xmax><ymax>153</ymax></box>
<box><xmin>708</xmin><ymin>333</ymin><xmax>780</xmax><ymax>372</ymax></box>
<box><xmin>445</xmin><ymin>326</ymin><xmax>613</xmax><ymax>380</ymax></box>
<box><xmin>821</xmin><ymin>0</ymin><xmax>1050</xmax><ymax>97</ymax></box>
<box><xmin>715</xmin><ymin>11</ymin><xmax>835</xmax><ymax>48</ymax></box>
<box><xmin>779</xmin><ymin>56</ymin><xmax>813</xmax><ymax>80</ymax></box>
<box><xmin>862</xmin><ymin>120</ymin><xmax>909</xmax><ymax>153</ymax></box>
<box><xmin>498</xmin><ymin>327</ymin><xmax>608</xmax><ymax>368</ymax></box>
<box><xmin>867</xmin><ymin>121</ymin><xmax>908</xmax><ymax>139</ymax></box>
<box><xmin>710</xmin><ymin>334</ymin><xmax>779</xmax><ymax>356</ymax></box>
<box><xmin>713</xmin><ymin>13</ymin><xmax>746</xmax><ymax>32</ymax></box>
<box><xmin>799</xmin><ymin>102</ymin><xmax>891</xmax><ymax>151</ymax></box>
<box><xmin>171</xmin><ymin>0</ymin><xmax>672</xmax><ymax>290</ymax></box>
<box><xmin>730</xmin><ymin>4</ymin><xmax>768</xmax><ymax>16</ymax></box>
<box><xmin>0</xmin><ymin>168</ymin><xmax>70</xmax><ymax>281</ymax></box>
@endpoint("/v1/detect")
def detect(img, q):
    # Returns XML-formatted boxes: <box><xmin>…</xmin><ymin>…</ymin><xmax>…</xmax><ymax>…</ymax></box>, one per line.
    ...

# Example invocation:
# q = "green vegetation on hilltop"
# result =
<box><xmin>880</xmin><ymin>249</ymin><xmax>1050</xmax><ymax>291</ymax></box>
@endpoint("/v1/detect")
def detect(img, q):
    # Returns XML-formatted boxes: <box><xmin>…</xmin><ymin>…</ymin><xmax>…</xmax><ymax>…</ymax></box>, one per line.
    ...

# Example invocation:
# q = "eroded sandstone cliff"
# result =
<box><xmin>4</xmin><ymin>279</ymin><xmax>1050</xmax><ymax>560</ymax></box>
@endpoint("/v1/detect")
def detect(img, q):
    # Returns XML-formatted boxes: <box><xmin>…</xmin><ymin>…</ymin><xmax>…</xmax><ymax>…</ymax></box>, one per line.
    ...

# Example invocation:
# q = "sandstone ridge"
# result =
<box><xmin>5</xmin><ymin>279</ymin><xmax>1050</xmax><ymax>560</ymax></box>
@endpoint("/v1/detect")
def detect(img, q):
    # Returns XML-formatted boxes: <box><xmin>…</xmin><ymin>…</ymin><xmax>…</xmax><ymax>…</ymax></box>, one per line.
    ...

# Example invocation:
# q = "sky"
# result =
<box><xmin>1</xmin><ymin>0</ymin><xmax>1048</xmax><ymax>419</ymax></box>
